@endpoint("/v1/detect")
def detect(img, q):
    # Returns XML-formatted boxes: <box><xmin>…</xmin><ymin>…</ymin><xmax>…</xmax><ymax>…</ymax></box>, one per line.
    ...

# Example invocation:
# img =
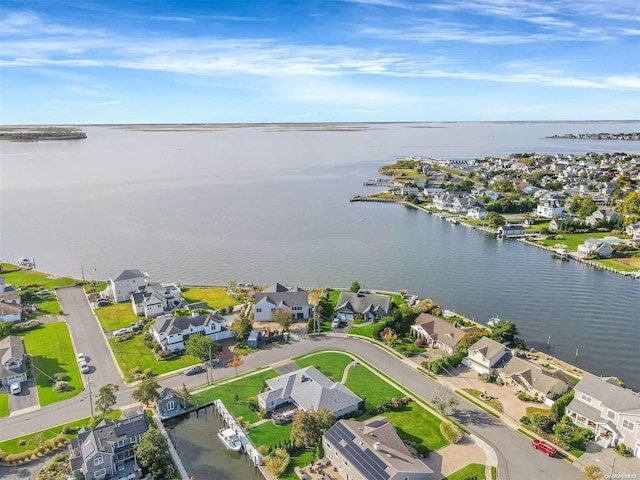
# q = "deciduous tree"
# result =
<box><xmin>231</xmin><ymin>316</ymin><xmax>254</xmax><ymax>341</ymax></box>
<box><xmin>271</xmin><ymin>308</ymin><xmax>293</xmax><ymax>332</ymax></box>
<box><xmin>95</xmin><ymin>384</ymin><xmax>119</xmax><ymax>419</ymax></box>
<box><xmin>431</xmin><ymin>386</ymin><xmax>459</xmax><ymax>415</ymax></box>
<box><xmin>229</xmin><ymin>355</ymin><xmax>244</xmax><ymax>377</ymax></box>
<box><xmin>290</xmin><ymin>408</ymin><xmax>336</xmax><ymax>449</ymax></box>
<box><xmin>185</xmin><ymin>334</ymin><xmax>218</xmax><ymax>363</ymax></box>
<box><xmin>485</xmin><ymin>211</ymin><xmax>505</xmax><ymax>228</ymax></box>
<box><xmin>135</xmin><ymin>428</ymin><xmax>172</xmax><ymax>479</ymax></box>
<box><xmin>132</xmin><ymin>378</ymin><xmax>161</xmax><ymax>406</ymax></box>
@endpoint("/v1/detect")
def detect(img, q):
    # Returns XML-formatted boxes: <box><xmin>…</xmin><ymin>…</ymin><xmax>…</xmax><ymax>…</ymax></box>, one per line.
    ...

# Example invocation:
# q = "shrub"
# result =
<box><xmin>52</xmin><ymin>373</ymin><xmax>70</xmax><ymax>382</ymax></box>
<box><xmin>440</xmin><ymin>421</ymin><xmax>463</xmax><ymax>444</ymax></box>
<box><xmin>530</xmin><ymin>413</ymin><xmax>554</xmax><ymax>434</ymax></box>
<box><xmin>247</xmin><ymin>397</ymin><xmax>259</xmax><ymax>412</ymax></box>
<box><xmin>520</xmin><ymin>415</ymin><xmax>531</xmax><ymax>425</ymax></box>
<box><xmin>415</xmin><ymin>444</ymin><xmax>430</xmax><ymax>457</ymax></box>
<box><xmin>264</xmin><ymin>448</ymin><xmax>290</xmax><ymax>477</ymax></box>
<box><xmin>517</xmin><ymin>393</ymin><xmax>527</xmax><ymax>401</ymax></box>
<box><xmin>414</xmin><ymin>337</ymin><xmax>427</xmax><ymax>348</ymax></box>
<box><xmin>617</xmin><ymin>443</ymin><xmax>632</xmax><ymax>457</ymax></box>
<box><xmin>52</xmin><ymin>381</ymin><xmax>71</xmax><ymax>392</ymax></box>
<box><xmin>259</xmin><ymin>408</ymin><xmax>268</xmax><ymax>419</ymax></box>
<box><xmin>258</xmin><ymin>445</ymin><xmax>270</xmax><ymax>456</ymax></box>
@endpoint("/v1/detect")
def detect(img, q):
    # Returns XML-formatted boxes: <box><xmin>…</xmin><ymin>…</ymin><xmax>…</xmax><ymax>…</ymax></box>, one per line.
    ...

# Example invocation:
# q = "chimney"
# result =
<box><xmin>191</xmin><ymin>311</ymin><xmax>200</xmax><ymax>318</ymax></box>
<box><xmin>374</xmin><ymin>442</ymin><xmax>382</xmax><ymax>451</ymax></box>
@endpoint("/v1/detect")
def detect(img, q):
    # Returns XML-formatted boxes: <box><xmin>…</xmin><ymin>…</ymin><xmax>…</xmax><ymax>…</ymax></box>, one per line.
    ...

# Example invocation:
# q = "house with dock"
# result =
<box><xmin>410</xmin><ymin>313</ymin><xmax>480</xmax><ymax>355</ymax></box>
<box><xmin>334</xmin><ymin>291</ymin><xmax>392</xmax><ymax>321</ymax></box>
<box><xmin>107</xmin><ymin>269</ymin><xmax>149</xmax><ymax>303</ymax></box>
<box><xmin>149</xmin><ymin>312</ymin><xmax>233</xmax><ymax>352</ymax></box>
<box><xmin>496</xmin><ymin>355</ymin><xmax>571</xmax><ymax>405</ymax></box>
<box><xmin>577</xmin><ymin>238</ymin><xmax>614</xmax><ymax>258</ymax></box>
<box><xmin>463</xmin><ymin>337</ymin><xmax>509</xmax><ymax>375</ymax></box>
<box><xmin>497</xmin><ymin>223</ymin><xmax>525</xmax><ymax>237</ymax></box>
<box><xmin>253</xmin><ymin>283</ymin><xmax>311</xmax><ymax>322</ymax></box>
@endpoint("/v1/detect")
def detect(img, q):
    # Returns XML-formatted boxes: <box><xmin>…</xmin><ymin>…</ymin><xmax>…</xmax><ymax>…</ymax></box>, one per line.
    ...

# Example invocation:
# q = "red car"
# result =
<box><xmin>532</xmin><ymin>439</ymin><xmax>556</xmax><ymax>457</ymax></box>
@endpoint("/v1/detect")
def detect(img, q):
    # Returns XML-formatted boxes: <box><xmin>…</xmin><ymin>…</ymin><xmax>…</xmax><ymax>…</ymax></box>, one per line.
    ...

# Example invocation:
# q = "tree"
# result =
<box><xmin>185</xmin><ymin>334</ymin><xmax>218</xmax><ymax>363</ymax></box>
<box><xmin>551</xmin><ymin>390</ymin><xmax>574</xmax><ymax>419</ymax></box>
<box><xmin>290</xmin><ymin>408</ymin><xmax>336</xmax><ymax>449</ymax></box>
<box><xmin>485</xmin><ymin>211</ymin><xmax>505</xmax><ymax>228</ymax></box>
<box><xmin>180</xmin><ymin>383</ymin><xmax>193</xmax><ymax>408</ymax></box>
<box><xmin>489</xmin><ymin>320</ymin><xmax>518</xmax><ymax>344</ymax></box>
<box><xmin>431</xmin><ymin>386</ymin><xmax>459</xmax><ymax>415</ymax></box>
<box><xmin>229</xmin><ymin>354</ymin><xmax>244</xmax><ymax>376</ymax></box>
<box><xmin>95</xmin><ymin>384</ymin><xmax>119</xmax><ymax>419</ymax></box>
<box><xmin>350</xmin><ymin>280</ymin><xmax>361</xmax><ymax>293</ymax></box>
<box><xmin>271</xmin><ymin>308</ymin><xmax>293</xmax><ymax>332</ymax></box>
<box><xmin>621</xmin><ymin>191</ymin><xmax>640</xmax><ymax>216</ymax></box>
<box><xmin>231</xmin><ymin>316</ymin><xmax>254</xmax><ymax>342</ymax></box>
<box><xmin>135</xmin><ymin>428</ymin><xmax>172</xmax><ymax>479</ymax></box>
<box><xmin>577</xmin><ymin>197</ymin><xmax>597</xmax><ymax>219</ymax></box>
<box><xmin>133</xmin><ymin>378</ymin><xmax>161</xmax><ymax>406</ymax></box>
<box><xmin>381</xmin><ymin>327</ymin><xmax>398</xmax><ymax>347</ymax></box>
<box><xmin>264</xmin><ymin>448</ymin><xmax>290</xmax><ymax>477</ymax></box>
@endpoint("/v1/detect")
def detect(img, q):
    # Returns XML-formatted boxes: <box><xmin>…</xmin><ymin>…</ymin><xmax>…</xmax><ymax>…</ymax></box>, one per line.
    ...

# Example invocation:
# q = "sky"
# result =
<box><xmin>0</xmin><ymin>0</ymin><xmax>639</xmax><ymax>124</ymax></box>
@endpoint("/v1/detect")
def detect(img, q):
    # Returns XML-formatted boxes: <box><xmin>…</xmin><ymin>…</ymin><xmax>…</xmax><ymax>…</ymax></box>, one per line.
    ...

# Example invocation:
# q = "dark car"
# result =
<box><xmin>131</xmin><ymin>321</ymin><xmax>145</xmax><ymax>332</ymax></box>
<box><xmin>184</xmin><ymin>365</ymin><xmax>206</xmax><ymax>376</ymax></box>
<box><xmin>532</xmin><ymin>439</ymin><xmax>556</xmax><ymax>457</ymax></box>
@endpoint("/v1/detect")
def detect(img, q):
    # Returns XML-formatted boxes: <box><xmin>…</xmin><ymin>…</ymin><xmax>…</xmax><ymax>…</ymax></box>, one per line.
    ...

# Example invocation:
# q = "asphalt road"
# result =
<box><xmin>0</xmin><ymin>307</ymin><xmax>581</xmax><ymax>479</ymax></box>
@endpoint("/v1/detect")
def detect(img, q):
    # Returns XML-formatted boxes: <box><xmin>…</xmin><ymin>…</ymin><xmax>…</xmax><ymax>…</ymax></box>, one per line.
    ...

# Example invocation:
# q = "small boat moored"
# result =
<box><xmin>218</xmin><ymin>428</ymin><xmax>242</xmax><ymax>451</ymax></box>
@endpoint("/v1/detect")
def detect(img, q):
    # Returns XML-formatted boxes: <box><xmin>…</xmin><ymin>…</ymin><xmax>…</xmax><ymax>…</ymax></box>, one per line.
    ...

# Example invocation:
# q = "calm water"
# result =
<box><xmin>1</xmin><ymin>122</ymin><xmax>639</xmax><ymax>389</ymax></box>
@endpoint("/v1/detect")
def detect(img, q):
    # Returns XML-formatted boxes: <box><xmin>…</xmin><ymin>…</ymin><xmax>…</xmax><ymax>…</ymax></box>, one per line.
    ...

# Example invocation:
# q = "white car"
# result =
<box><xmin>77</xmin><ymin>353</ymin><xmax>85</xmax><ymax>363</ymax></box>
<box><xmin>79</xmin><ymin>360</ymin><xmax>90</xmax><ymax>374</ymax></box>
<box><xmin>10</xmin><ymin>382</ymin><xmax>21</xmax><ymax>395</ymax></box>
<box><xmin>113</xmin><ymin>327</ymin><xmax>132</xmax><ymax>336</ymax></box>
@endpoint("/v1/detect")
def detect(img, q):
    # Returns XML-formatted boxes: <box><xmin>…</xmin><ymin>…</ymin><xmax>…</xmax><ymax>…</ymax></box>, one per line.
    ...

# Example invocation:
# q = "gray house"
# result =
<box><xmin>156</xmin><ymin>387</ymin><xmax>187</xmax><ymax>419</ymax></box>
<box><xmin>323</xmin><ymin>417</ymin><xmax>432</xmax><ymax>480</ymax></box>
<box><xmin>253</xmin><ymin>283</ymin><xmax>311</xmax><ymax>322</ymax></box>
<box><xmin>334</xmin><ymin>291</ymin><xmax>392</xmax><ymax>321</ymax></box>
<box><xmin>258</xmin><ymin>366</ymin><xmax>362</xmax><ymax>418</ymax></box>
<box><xmin>69</xmin><ymin>412</ymin><xmax>148</xmax><ymax>480</ymax></box>
<box><xmin>0</xmin><ymin>336</ymin><xmax>27</xmax><ymax>386</ymax></box>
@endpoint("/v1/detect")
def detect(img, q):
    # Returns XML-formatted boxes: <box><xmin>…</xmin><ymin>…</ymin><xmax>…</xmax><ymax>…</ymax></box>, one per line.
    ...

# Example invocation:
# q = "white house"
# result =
<box><xmin>253</xmin><ymin>283</ymin><xmax>311</xmax><ymax>322</ymax></box>
<box><xmin>467</xmin><ymin>206</ymin><xmax>488</xmax><ymax>220</ymax></box>
<box><xmin>131</xmin><ymin>282</ymin><xmax>182</xmax><ymax>319</ymax></box>
<box><xmin>536</xmin><ymin>199</ymin><xmax>565</xmax><ymax>218</ymax></box>
<box><xmin>400</xmin><ymin>186</ymin><xmax>420</xmax><ymax>196</ymax></box>
<box><xmin>0</xmin><ymin>336</ymin><xmax>28</xmax><ymax>386</ymax></box>
<box><xmin>566</xmin><ymin>374</ymin><xmax>640</xmax><ymax>457</ymax></box>
<box><xmin>626</xmin><ymin>222</ymin><xmax>640</xmax><ymax>240</ymax></box>
<box><xmin>149</xmin><ymin>312</ymin><xmax>234</xmax><ymax>352</ymax></box>
<box><xmin>108</xmin><ymin>269</ymin><xmax>148</xmax><ymax>303</ymax></box>
<box><xmin>410</xmin><ymin>313</ymin><xmax>480</xmax><ymax>355</ymax></box>
<box><xmin>577</xmin><ymin>238</ymin><xmax>614</xmax><ymax>258</ymax></box>
<box><xmin>0</xmin><ymin>301</ymin><xmax>22</xmax><ymax>322</ymax></box>
<box><xmin>464</xmin><ymin>337</ymin><xmax>509</xmax><ymax>375</ymax></box>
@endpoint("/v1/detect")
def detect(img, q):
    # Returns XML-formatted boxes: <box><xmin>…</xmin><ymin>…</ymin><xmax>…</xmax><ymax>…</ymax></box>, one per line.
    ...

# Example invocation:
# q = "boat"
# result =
<box><xmin>217</xmin><ymin>428</ymin><xmax>242</xmax><ymax>451</ymax></box>
<box><xmin>487</xmin><ymin>316</ymin><xmax>501</xmax><ymax>327</ymax></box>
<box><xmin>17</xmin><ymin>257</ymin><xmax>36</xmax><ymax>269</ymax></box>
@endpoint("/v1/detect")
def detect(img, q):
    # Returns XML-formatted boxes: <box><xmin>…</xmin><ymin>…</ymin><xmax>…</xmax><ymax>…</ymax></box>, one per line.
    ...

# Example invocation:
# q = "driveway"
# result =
<box><xmin>7</xmin><ymin>378</ymin><xmax>38</xmax><ymax>414</ymax></box>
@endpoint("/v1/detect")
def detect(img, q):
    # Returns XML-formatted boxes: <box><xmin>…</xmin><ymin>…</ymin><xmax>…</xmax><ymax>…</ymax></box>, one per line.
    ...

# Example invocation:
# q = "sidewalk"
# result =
<box><xmin>575</xmin><ymin>441</ymin><xmax>640</xmax><ymax>479</ymax></box>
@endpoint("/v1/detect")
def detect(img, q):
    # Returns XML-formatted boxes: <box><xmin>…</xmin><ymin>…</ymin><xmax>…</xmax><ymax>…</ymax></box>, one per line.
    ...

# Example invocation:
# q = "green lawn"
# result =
<box><xmin>83</xmin><ymin>280</ymin><xmax>107</xmax><ymax>293</ymax></box>
<box><xmin>280</xmin><ymin>449</ymin><xmax>316</xmax><ymax>480</ymax></box>
<box><xmin>94</xmin><ymin>303</ymin><xmax>139</xmax><ymax>332</ymax></box>
<box><xmin>18</xmin><ymin>322</ymin><xmax>82</xmax><ymax>406</ymax></box>
<box><xmin>192</xmin><ymin>369</ymin><xmax>279</xmax><ymax>423</ymax></box>
<box><xmin>326</xmin><ymin>289</ymin><xmax>343</xmax><ymax>310</ymax></box>
<box><xmin>181</xmin><ymin>287</ymin><xmax>237</xmax><ymax>310</ymax></box>
<box><xmin>343</xmin><ymin>365</ymin><xmax>403</xmax><ymax>411</ymax></box>
<box><xmin>347</xmin><ymin>321</ymin><xmax>379</xmax><ymax>339</ymax></box>
<box><xmin>0</xmin><ymin>393</ymin><xmax>8</xmax><ymax>418</ymax></box>
<box><xmin>374</xmin><ymin>291</ymin><xmax>406</xmax><ymax>306</ymax></box>
<box><xmin>394</xmin><ymin>337</ymin><xmax>425</xmax><ymax>357</ymax></box>
<box><xmin>525</xmin><ymin>406</ymin><xmax>551</xmax><ymax>417</ymax></box>
<box><xmin>295</xmin><ymin>352</ymin><xmax>353</xmax><ymax>381</ymax></box>
<box><xmin>108</xmin><ymin>336</ymin><xmax>199</xmax><ymax>377</ymax></box>
<box><xmin>0</xmin><ymin>268</ymin><xmax>78</xmax><ymax>290</ymax></box>
<box><xmin>536</xmin><ymin>232</ymin><xmax>610</xmax><ymax>251</ymax></box>
<box><xmin>593</xmin><ymin>258</ymin><xmax>640</xmax><ymax>272</ymax></box>
<box><xmin>381</xmin><ymin>401</ymin><xmax>448</xmax><ymax>451</ymax></box>
<box><xmin>249</xmin><ymin>422</ymin><xmax>293</xmax><ymax>449</ymax></box>
<box><xmin>444</xmin><ymin>463</ymin><xmax>486</xmax><ymax>480</ymax></box>
<box><xmin>33</xmin><ymin>296</ymin><xmax>61</xmax><ymax>316</ymax></box>
<box><xmin>464</xmin><ymin>389</ymin><xmax>504</xmax><ymax>413</ymax></box>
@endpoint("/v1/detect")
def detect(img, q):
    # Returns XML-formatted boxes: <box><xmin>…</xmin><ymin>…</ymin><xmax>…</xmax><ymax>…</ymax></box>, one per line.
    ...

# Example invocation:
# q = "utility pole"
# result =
<box><xmin>81</xmin><ymin>265</ymin><xmax>85</xmax><ymax>283</ymax></box>
<box><xmin>209</xmin><ymin>344</ymin><xmax>213</xmax><ymax>385</ymax></box>
<box><xmin>87</xmin><ymin>378</ymin><xmax>94</xmax><ymax>417</ymax></box>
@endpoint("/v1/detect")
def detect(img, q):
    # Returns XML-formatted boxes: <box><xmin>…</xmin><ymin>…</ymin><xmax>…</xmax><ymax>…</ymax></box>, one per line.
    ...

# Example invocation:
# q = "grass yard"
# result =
<box><xmin>536</xmin><ymin>232</ymin><xmax>609</xmax><ymax>251</ymax></box>
<box><xmin>343</xmin><ymin>365</ymin><xmax>402</xmax><ymax>410</ymax></box>
<box><xmin>18</xmin><ymin>322</ymin><xmax>82</xmax><ymax>406</ymax></box>
<box><xmin>525</xmin><ymin>406</ymin><xmax>551</xmax><ymax>417</ymax></box>
<box><xmin>192</xmin><ymin>369</ymin><xmax>279</xmax><ymax>424</ymax></box>
<box><xmin>94</xmin><ymin>303</ymin><xmax>139</xmax><ymax>332</ymax></box>
<box><xmin>33</xmin><ymin>295</ymin><xmax>61</xmax><ymax>316</ymax></box>
<box><xmin>326</xmin><ymin>289</ymin><xmax>343</xmax><ymax>310</ymax></box>
<box><xmin>347</xmin><ymin>321</ymin><xmax>379</xmax><ymax>339</ymax></box>
<box><xmin>108</xmin><ymin>336</ymin><xmax>199</xmax><ymax>377</ymax></box>
<box><xmin>0</xmin><ymin>393</ymin><xmax>8</xmax><ymax>418</ymax></box>
<box><xmin>464</xmin><ymin>389</ymin><xmax>504</xmax><ymax>413</ymax></box>
<box><xmin>181</xmin><ymin>286</ymin><xmax>237</xmax><ymax>310</ymax></box>
<box><xmin>249</xmin><ymin>422</ymin><xmax>293</xmax><ymax>449</ymax></box>
<box><xmin>280</xmin><ymin>449</ymin><xmax>316</xmax><ymax>480</ymax></box>
<box><xmin>381</xmin><ymin>401</ymin><xmax>448</xmax><ymax>451</ymax></box>
<box><xmin>0</xmin><ymin>268</ymin><xmax>78</xmax><ymax>290</ymax></box>
<box><xmin>594</xmin><ymin>258</ymin><xmax>640</xmax><ymax>272</ymax></box>
<box><xmin>394</xmin><ymin>337</ymin><xmax>425</xmax><ymax>357</ymax></box>
<box><xmin>294</xmin><ymin>352</ymin><xmax>353</xmax><ymax>381</ymax></box>
<box><xmin>443</xmin><ymin>463</ymin><xmax>486</xmax><ymax>480</ymax></box>
<box><xmin>374</xmin><ymin>291</ymin><xmax>405</xmax><ymax>306</ymax></box>
<box><xmin>565</xmin><ymin>372</ymin><xmax>581</xmax><ymax>386</ymax></box>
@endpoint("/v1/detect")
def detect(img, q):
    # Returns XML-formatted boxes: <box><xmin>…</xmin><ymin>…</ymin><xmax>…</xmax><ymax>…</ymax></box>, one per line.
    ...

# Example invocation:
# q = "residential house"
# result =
<box><xmin>467</xmin><ymin>206</ymin><xmax>488</xmax><ymax>220</ymax></box>
<box><xmin>334</xmin><ymin>291</ymin><xmax>392</xmax><ymax>321</ymax></box>
<box><xmin>497</xmin><ymin>355</ymin><xmax>571</xmax><ymax>405</ymax></box>
<box><xmin>422</xmin><ymin>185</ymin><xmax>444</xmax><ymax>197</ymax></box>
<box><xmin>497</xmin><ymin>223</ymin><xmax>525</xmax><ymax>237</ymax></box>
<box><xmin>0</xmin><ymin>336</ymin><xmax>27</xmax><ymax>386</ymax></box>
<box><xmin>410</xmin><ymin>313</ymin><xmax>480</xmax><ymax>355</ymax></box>
<box><xmin>566</xmin><ymin>374</ymin><xmax>640</xmax><ymax>457</ymax></box>
<box><xmin>549</xmin><ymin>218</ymin><xmax>566</xmax><ymax>232</ymax></box>
<box><xmin>156</xmin><ymin>387</ymin><xmax>187</xmax><ymax>419</ymax></box>
<box><xmin>536</xmin><ymin>198</ymin><xmax>565</xmax><ymax>219</ymax></box>
<box><xmin>625</xmin><ymin>222</ymin><xmax>640</xmax><ymax>240</ymax></box>
<box><xmin>149</xmin><ymin>312</ymin><xmax>234</xmax><ymax>352</ymax></box>
<box><xmin>108</xmin><ymin>269</ymin><xmax>148</xmax><ymax>303</ymax></box>
<box><xmin>585</xmin><ymin>207</ymin><xmax>619</xmax><ymax>227</ymax></box>
<box><xmin>131</xmin><ymin>282</ymin><xmax>182</xmax><ymax>319</ymax></box>
<box><xmin>257</xmin><ymin>366</ymin><xmax>362</xmax><ymax>418</ymax></box>
<box><xmin>0</xmin><ymin>277</ymin><xmax>20</xmax><ymax>304</ymax></box>
<box><xmin>463</xmin><ymin>337</ymin><xmax>509</xmax><ymax>375</ymax></box>
<box><xmin>0</xmin><ymin>301</ymin><xmax>22</xmax><ymax>322</ymax></box>
<box><xmin>69</xmin><ymin>412</ymin><xmax>148</xmax><ymax>480</ymax></box>
<box><xmin>577</xmin><ymin>238</ymin><xmax>614</xmax><ymax>258</ymax></box>
<box><xmin>400</xmin><ymin>186</ymin><xmax>420</xmax><ymax>196</ymax></box>
<box><xmin>323</xmin><ymin>417</ymin><xmax>432</xmax><ymax>480</ymax></box>
<box><xmin>253</xmin><ymin>283</ymin><xmax>311</xmax><ymax>322</ymax></box>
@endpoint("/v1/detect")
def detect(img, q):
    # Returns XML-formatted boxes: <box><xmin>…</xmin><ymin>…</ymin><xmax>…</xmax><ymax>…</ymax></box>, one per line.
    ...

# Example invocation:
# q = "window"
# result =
<box><xmin>94</xmin><ymin>468</ymin><xmax>106</xmax><ymax>479</ymax></box>
<box><xmin>94</xmin><ymin>455</ymin><xmax>104</xmax><ymax>466</ymax></box>
<box><xmin>167</xmin><ymin>400</ymin><xmax>175</xmax><ymax>410</ymax></box>
<box><xmin>581</xmin><ymin>394</ymin><xmax>592</xmax><ymax>403</ymax></box>
<box><xmin>130</xmin><ymin>435</ymin><xmax>138</xmax><ymax>444</ymax></box>
<box><xmin>607</xmin><ymin>410</ymin><xmax>616</xmax><ymax>420</ymax></box>
<box><xmin>622</xmin><ymin>419</ymin><xmax>635</xmax><ymax>432</ymax></box>
<box><xmin>118</xmin><ymin>440</ymin><xmax>125</xmax><ymax>447</ymax></box>
<box><xmin>256</xmin><ymin>308</ymin><xmax>262</xmax><ymax>313</ymax></box>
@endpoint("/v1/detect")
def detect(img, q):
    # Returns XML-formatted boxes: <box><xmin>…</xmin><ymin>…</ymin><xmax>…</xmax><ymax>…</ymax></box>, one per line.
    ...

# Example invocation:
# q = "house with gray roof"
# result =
<box><xmin>0</xmin><ymin>277</ymin><xmax>20</xmax><ymax>305</ymax></box>
<box><xmin>464</xmin><ymin>336</ymin><xmax>509</xmax><ymax>375</ymax></box>
<box><xmin>0</xmin><ymin>336</ymin><xmax>27</xmax><ymax>386</ymax></box>
<box><xmin>150</xmin><ymin>312</ymin><xmax>234</xmax><ymax>352</ymax></box>
<box><xmin>577</xmin><ymin>238</ymin><xmax>614</xmax><ymax>258</ymax></box>
<box><xmin>131</xmin><ymin>281</ymin><xmax>182</xmax><ymax>319</ymax></box>
<box><xmin>156</xmin><ymin>387</ymin><xmax>187</xmax><ymax>419</ymax></box>
<box><xmin>566</xmin><ymin>374</ymin><xmax>640</xmax><ymax>457</ymax></box>
<box><xmin>322</xmin><ymin>416</ymin><xmax>432</xmax><ymax>480</ymax></box>
<box><xmin>258</xmin><ymin>366</ymin><xmax>362</xmax><ymax>418</ymax></box>
<box><xmin>335</xmin><ymin>291</ymin><xmax>392</xmax><ymax>321</ymax></box>
<box><xmin>410</xmin><ymin>313</ymin><xmax>480</xmax><ymax>355</ymax></box>
<box><xmin>107</xmin><ymin>269</ymin><xmax>149</xmax><ymax>303</ymax></box>
<box><xmin>585</xmin><ymin>207</ymin><xmax>619</xmax><ymax>226</ymax></box>
<box><xmin>253</xmin><ymin>283</ymin><xmax>311</xmax><ymax>322</ymax></box>
<box><xmin>497</xmin><ymin>355</ymin><xmax>571</xmax><ymax>405</ymax></box>
<box><xmin>68</xmin><ymin>411</ymin><xmax>148</xmax><ymax>480</ymax></box>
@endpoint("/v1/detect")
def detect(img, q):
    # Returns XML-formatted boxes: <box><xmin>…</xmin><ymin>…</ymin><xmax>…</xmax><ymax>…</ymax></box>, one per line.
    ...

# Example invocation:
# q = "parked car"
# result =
<box><xmin>10</xmin><ymin>382</ymin><xmax>21</xmax><ymax>395</ymax></box>
<box><xmin>331</xmin><ymin>319</ymin><xmax>340</xmax><ymax>329</ymax></box>
<box><xmin>36</xmin><ymin>290</ymin><xmax>52</xmax><ymax>297</ymax></box>
<box><xmin>95</xmin><ymin>298</ymin><xmax>112</xmax><ymax>307</ymax></box>
<box><xmin>532</xmin><ymin>439</ymin><xmax>556</xmax><ymax>457</ymax></box>
<box><xmin>79</xmin><ymin>360</ymin><xmax>90</xmax><ymax>374</ymax></box>
<box><xmin>131</xmin><ymin>321</ymin><xmax>145</xmax><ymax>332</ymax></box>
<box><xmin>113</xmin><ymin>327</ymin><xmax>132</xmax><ymax>336</ymax></box>
<box><xmin>184</xmin><ymin>365</ymin><xmax>206</xmax><ymax>376</ymax></box>
<box><xmin>77</xmin><ymin>353</ymin><xmax>85</xmax><ymax>363</ymax></box>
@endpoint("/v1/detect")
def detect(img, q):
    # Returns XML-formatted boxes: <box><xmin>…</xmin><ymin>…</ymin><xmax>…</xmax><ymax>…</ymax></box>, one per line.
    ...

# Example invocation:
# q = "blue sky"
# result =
<box><xmin>1</xmin><ymin>0</ymin><xmax>639</xmax><ymax>124</ymax></box>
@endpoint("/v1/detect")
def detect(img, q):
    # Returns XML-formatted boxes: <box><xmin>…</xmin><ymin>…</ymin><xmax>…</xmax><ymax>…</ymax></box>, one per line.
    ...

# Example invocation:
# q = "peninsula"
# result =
<box><xmin>547</xmin><ymin>132</ymin><xmax>640</xmax><ymax>141</ymax></box>
<box><xmin>0</xmin><ymin>126</ymin><xmax>87</xmax><ymax>142</ymax></box>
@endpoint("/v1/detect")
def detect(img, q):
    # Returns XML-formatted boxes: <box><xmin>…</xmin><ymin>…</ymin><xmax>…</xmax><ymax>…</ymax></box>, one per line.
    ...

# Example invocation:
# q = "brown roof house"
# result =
<box><xmin>497</xmin><ymin>355</ymin><xmax>571</xmax><ymax>405</ymax></box>
<box><xmin>410</xmin><ymin>313</ymin><xmax>480</xmax><ymax>354</ymax></box>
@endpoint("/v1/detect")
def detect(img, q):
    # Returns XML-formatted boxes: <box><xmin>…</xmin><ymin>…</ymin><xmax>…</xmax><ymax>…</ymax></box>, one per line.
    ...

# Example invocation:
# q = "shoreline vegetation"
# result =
<box><xmin>547</xmin><ymin>132</ymin><xmax>640</xmax><ymax>141</ymax></box>
<box><xmin>0</xmin><ymin>127</ymin><xmax>87</xmax><ymax>142</ymax></box>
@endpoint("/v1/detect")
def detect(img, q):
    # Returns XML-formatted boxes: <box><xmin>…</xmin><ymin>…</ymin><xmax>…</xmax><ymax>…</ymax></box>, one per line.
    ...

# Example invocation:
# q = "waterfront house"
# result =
<box><xmin>467</xmin><ymin>206</ymin><xmax>488</xmax><ymax>220</ymax></box>
<box><xmin>322</xmin><ymin>417</ymin><xmax>432</xmax><ymax>480</ymax></box>
<box><xmin>400</xmin><ymin>186</ymin><xmax>420</xmax><ymax>196</ymax></box>
<box><xmin>156</xmin><ymin>387</ymin><xmax>187</xmax><ymax>419</ymax></box>
<box><xmin>131</xmin><ymin>281</ymin><xmax>182</xmax><ymax>319</ymax></box>
<box><xmin>334</xmin><ymin>291</ymin><xmax>392</xmax><ymax>321</ymax></box>
<box><xmin>0</xmin><ymin>336</ymin><xmax>27</xmax><ymax>386</ymax></box>
<box><xmin>577</xmin><ymin>238</ymin><xmax>614</xmax><ymax>258</ymax></box>
<box><xmin>0</xmin><ymin>301</ymin><xmax>22</xmax><ymax>322</ymax></box>
<box><xmin>549</xmin><ymin>218</ymin><xmax>566</xmax><ymax>232</ymax></box>
<box><xmin>626</xmin><ymin>222</ymin><xmax>640</xmax><ymax>240</ymax></box>
<box><xmin>497</xmin><ymin>355</ymin><xmax>571</xmax><ymax>405</ymax></box>
<box><xmin>69</xmin><ymin>411</ymin><xmax>148</xmax><ymax>480</ymax></box>
<box><xmin>566</xmin><ymin>374</ymin><xmax>640</xmax><ymax>457</ymax></box>
<box><xmin>463</xmin><ymin>337</ymin><xmax>509</xmax><ymax>375</ymax></box>
<box><xmin>253</xmin><ymin>283</ymin><xmax>311</xmax><ymax>322</ymax></box>
<box><xmin>585</xmin><ymin>207</ymin><xmax>619</xmax><ymax>226</ymax></box>
<box><xmin>536</xmin><ymin>198</ymin><xmax>565</xmax><ymax>219</ymax></box>
<box><xmin>257</xmin><ymin>366</ymin><xmax>362</xmax><ymax>417</ymax></box>
<box><xmin>410</xmin><ymin>313</ymin><xmax>480</xmax><ymax>355</ymax></box>
<box><xmin>149</xmin><ymin>312</ymin><xmax>234</xmax><ymax>352</ymax></box>
<box><xmin>497</xmin><ymin>223</ymin><xmax>525</xmax><ymax>237</ymax></box>
<box><xmin>108</xmin><ymin>269</ymin><xmax>149</xmax><ymax>303</ymax></box>
<box><xmin>0</xmin><ymin>278</ymin><xmax>20</xmax><ymax>304</ymax></box>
